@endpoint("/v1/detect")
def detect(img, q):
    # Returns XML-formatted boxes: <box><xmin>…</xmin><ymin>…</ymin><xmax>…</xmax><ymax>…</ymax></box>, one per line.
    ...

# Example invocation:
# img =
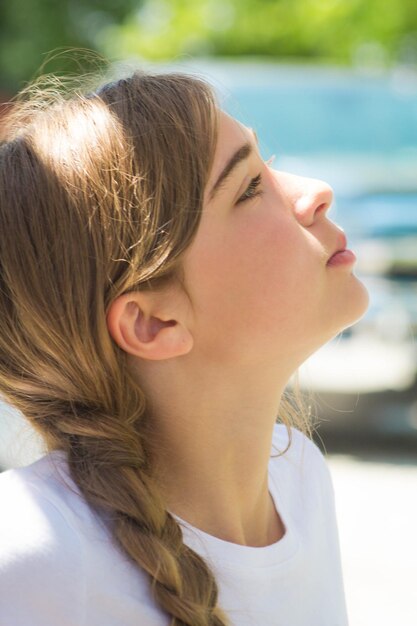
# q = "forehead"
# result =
<box><xmin>204</xmin><ymin>111</ymin><xmax>253</xmax><ymax>201</ymax></box>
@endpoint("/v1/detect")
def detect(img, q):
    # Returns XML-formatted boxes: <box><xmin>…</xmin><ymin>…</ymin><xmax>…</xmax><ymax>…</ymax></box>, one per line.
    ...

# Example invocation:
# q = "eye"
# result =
<box><xmin>236</xmin><ymin>155</ymin><xmax>275</xmax><ymax>204</ymax></box>
<box><xmin>237</xmin><ymin>173</ymin><xmax>262</xmax><ymax>204</ymax></box>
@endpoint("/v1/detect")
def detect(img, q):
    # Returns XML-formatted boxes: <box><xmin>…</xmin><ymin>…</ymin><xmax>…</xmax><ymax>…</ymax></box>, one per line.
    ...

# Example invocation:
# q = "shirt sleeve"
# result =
<box><xmin>0</xmin><ymin>474</ymin><xmax>86</xmax><ymax>626</ymax></box>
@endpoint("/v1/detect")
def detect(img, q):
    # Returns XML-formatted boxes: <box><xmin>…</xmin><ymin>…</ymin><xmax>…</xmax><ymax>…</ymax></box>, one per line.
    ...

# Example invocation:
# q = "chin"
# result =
<box><xmin>340</xmin><ymin>273</ymin><xmax>370</xmax><ymax>330</ymax></box>
<box><xmin>321</xmin><ymin>274</ymin><xmax>370</xmax><ymax>342</ymax></box>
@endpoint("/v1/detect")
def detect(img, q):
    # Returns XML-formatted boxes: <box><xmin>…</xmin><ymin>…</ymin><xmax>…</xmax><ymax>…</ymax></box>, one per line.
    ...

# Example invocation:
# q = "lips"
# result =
<box><xmin>326</xmin><ymin>232</ymin><xmax>356</xmax><ymax>267</ymax></box>
<box><xmin>327</xmin><ymin>232</ymin><xmax>347</xmax><ymax>263</ymax></box>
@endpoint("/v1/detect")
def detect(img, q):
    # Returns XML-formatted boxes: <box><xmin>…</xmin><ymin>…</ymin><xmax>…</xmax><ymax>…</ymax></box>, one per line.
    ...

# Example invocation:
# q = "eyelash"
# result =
<box><xmin>237</xmin><ymin>173</ymin><xmax>263</xmax><ymax>204</ymax></box>
<box><xmin>236</xmin><ymin>154</ymin><xmax>276</xmax><ymax>204</ymax></box>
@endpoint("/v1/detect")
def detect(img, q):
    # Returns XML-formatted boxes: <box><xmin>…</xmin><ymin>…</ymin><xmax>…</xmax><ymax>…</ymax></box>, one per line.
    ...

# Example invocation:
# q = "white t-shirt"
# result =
<box><xmin>0</xmin><ymin>424</ymin><xmax>349</xmax><ymax>626</ymax></box>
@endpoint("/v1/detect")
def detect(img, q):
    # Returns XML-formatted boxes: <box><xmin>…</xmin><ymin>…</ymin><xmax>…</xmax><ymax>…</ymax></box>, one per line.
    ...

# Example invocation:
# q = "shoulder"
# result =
<box><xmin>0</xmin><ymin>457</ymin><xmax>87</xmax><ymax>624</ymax></box>
<box><xmin>271</xmin><ymin>422</ymin><xmax>327</xmax><ymax>462</ymax></box>
<box><xmin>270</xmin><ymin>423</ymin><xmax>335</xmax><ymax>494</ymax></box>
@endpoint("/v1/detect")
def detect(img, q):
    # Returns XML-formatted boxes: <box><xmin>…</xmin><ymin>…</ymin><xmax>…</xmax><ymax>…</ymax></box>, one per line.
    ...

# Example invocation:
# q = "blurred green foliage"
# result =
<box><xmin>0</xmin><ymin>0</ymin><xmax>141</xmax><ymax>92</ymax></box>
<box><xmin>2</xmin><ymin>0</ymin><xmax>417</xmax><ymax>92</ymax></box>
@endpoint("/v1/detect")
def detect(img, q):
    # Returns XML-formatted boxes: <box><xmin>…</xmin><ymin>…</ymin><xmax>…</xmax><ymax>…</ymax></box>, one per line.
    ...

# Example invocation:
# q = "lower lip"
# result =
<box><xmin>326</xmin><ymin>249</ymin><xmax>357</xmax><ymax>267</ymax></box>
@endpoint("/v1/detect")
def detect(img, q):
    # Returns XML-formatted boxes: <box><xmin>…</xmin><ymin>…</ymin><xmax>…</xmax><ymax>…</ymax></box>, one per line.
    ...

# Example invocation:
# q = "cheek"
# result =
<box><xmin>185</xmin><ymin>211</ymin><xmax>319</xmax><ymax>348</ymax></box>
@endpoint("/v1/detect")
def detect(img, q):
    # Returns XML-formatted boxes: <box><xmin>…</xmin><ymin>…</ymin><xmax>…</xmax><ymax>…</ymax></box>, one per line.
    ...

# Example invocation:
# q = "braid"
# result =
<box><xmin>62</xmin><ymin>415</ymin><xmax>229</xmax><ymax>626</ymax></box>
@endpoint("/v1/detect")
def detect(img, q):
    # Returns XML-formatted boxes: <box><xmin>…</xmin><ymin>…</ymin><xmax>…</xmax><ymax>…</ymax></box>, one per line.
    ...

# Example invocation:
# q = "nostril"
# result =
<box><xmin>316</xmin><ymin>202</ymin><xmax>329</xmax><ymax>214</ymax></box>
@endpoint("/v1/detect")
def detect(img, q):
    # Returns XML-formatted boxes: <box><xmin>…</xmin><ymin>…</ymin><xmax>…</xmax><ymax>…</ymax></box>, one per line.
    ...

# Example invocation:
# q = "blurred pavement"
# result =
<box><xmin>327</xmin><ymin>448</ymin><xmax>417</xmax><ymax>626</ymax></box>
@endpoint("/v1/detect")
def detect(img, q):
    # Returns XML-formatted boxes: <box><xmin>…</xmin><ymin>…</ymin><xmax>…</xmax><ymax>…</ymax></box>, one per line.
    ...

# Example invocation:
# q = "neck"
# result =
<box><xmin>134</xmin><ymin>357</ymin><xmax>290</xmax><ymax>547</ymax></box>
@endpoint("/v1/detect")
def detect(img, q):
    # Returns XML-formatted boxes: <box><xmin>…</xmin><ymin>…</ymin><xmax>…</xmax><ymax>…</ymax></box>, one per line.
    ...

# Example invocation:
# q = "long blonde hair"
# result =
<box><xmin>0</xmin><ymin>66</ymin><xmax>314</xmax><ymax>626</ymax></box>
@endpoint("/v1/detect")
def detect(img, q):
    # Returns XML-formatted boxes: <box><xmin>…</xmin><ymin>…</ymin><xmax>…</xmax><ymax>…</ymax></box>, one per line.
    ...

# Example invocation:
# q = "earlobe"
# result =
<box><xmin>106</xmin><ymin>294</ymin><xmax>193</xmax><ymax>361</ymax></box>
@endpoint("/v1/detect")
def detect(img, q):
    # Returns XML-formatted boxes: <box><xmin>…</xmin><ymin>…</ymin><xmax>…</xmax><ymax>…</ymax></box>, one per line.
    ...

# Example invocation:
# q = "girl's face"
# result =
<box><xmin>180</xmin><ymin>110</ymin><xmax>369</xmax><ymax>372</ymax></box>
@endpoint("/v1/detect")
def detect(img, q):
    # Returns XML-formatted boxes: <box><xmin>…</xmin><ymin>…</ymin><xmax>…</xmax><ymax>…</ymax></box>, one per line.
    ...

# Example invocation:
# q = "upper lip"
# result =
<box><xmin>327</xmin><ymin>231</ymin><xmax>347</xmax><ymax>262</ymax></box>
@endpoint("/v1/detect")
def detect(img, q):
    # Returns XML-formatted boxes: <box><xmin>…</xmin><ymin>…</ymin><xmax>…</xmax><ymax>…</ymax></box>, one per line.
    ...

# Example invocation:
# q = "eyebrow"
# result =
<box><xmin>209</xmin><ymin>129</ymin><xmax>259</xmax><ymax>202</ymax></box>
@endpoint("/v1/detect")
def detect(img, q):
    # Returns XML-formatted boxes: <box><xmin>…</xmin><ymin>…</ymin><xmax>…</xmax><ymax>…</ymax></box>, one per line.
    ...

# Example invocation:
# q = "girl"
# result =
<box><xmin>0</xmin><ymin>67</ymin><xmax>369</xmax><ymax>626</ymax></box>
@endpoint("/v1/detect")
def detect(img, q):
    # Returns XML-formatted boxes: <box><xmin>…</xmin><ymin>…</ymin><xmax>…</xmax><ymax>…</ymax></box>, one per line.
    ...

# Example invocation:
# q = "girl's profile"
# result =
<box><xmin>0</xmin><ymin>65</ymin><xmax>369</xmax><ymax>625</ymax></box>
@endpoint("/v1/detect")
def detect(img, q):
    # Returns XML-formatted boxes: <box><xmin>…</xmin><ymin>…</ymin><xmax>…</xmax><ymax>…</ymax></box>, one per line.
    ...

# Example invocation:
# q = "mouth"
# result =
<box><xmin>326</xmin><ymin>232</ymin><xmax>357</xmax><ymax>267</ymax></box>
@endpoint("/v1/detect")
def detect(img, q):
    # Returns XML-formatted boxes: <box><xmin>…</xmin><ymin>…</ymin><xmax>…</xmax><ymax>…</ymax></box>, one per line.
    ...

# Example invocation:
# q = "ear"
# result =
<box><xmin>106</xmin><ymin>291</ymin><xmax>193</xmax><ymax>361</ymax></box>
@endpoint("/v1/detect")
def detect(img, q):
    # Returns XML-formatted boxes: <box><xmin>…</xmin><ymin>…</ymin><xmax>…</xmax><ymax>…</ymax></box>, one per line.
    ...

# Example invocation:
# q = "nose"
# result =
<box><xmin>272</xmin><ymin>170</ymin><xmax>334</xmax><ymax>227</ymax></box>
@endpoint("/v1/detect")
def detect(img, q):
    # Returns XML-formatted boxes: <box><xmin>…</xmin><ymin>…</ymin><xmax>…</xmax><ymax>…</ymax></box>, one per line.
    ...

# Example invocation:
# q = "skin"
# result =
<box><xmin>106</xmin><ymin>110</ymin><xmax>369</xmax><ymax>547</ymax></box>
